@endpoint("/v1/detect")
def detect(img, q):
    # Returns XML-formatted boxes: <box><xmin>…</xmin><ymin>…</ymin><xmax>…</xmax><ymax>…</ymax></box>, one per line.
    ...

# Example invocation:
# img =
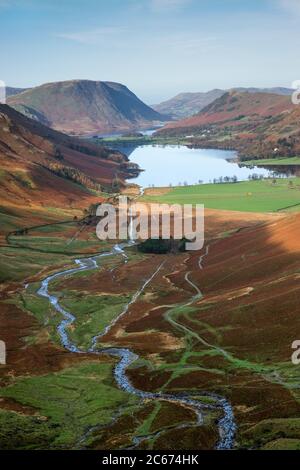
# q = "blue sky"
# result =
<box><xmin>1</xmin><ymin>0</ymin><xmax>300</xmax><ymax>102</ymax></box>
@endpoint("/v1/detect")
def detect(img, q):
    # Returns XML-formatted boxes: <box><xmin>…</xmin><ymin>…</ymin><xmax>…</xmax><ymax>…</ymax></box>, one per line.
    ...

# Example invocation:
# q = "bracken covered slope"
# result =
<box><xmin>157</xmin><ymin>91</ymin><xmax>300</xmax><ymax>160</ymax></box>
<box><xmin>153</xmin><ymin>87</ymin><xmax>293</xmax><ymax>119</ymax></box>
<box><xmin>0</xmin><ymin>104</ymin><xmax>139</xmax><ymax>216</ymax></box>
<box><xmin>159</xmin><ymin>91</ymin><xmax>293</xmax><ymax>130</ymax></box>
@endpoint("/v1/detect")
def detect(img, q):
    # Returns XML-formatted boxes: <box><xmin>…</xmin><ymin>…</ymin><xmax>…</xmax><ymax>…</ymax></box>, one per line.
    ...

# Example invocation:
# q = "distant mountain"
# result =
<box><xmin>153</xmin><ymin>87</ymin><xmax>293</xmax><ymax>119</ymax></box>
<box><xmin>153</xmin><ymin>90</ymin><xmax>225</xmax><ymax>119</ymax></box>
<box><xmin>7</xmin><ymin>80</ymin><xmax>167</xmax><ymax>135</ymax></box>
<box><xmin>157</xmin><ymin>90</ymin><xmax>300</xmax><ymax>160</ymax></box>
<box><xmin>158</xmin><ymin>90</ymin><xmax>293</xmax><ymax>131</ymax></box>
<box><xmin>232</xmin><ymin>87</ymin><xmax>293</xmax><ymax>96</ymax></box>
<box><xmin>5</xmin><ymin>87</ymin><xmax>29</xmax><ymax>97</ymax></box>
<box><xmin>0</xmin><ymin>103</ymin><xmax>139</xmax><ymax>214</ymax></box>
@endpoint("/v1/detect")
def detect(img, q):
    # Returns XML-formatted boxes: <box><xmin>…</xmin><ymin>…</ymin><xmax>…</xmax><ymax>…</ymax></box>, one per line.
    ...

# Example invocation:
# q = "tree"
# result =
<box><xmin>112</xmin><ymin>173</ymin><xmax>122</xmax><ymax>193</ymax></box>
<box><xmin>54</xmin><ymin>147</ymin><xmax>64</xmax><ymax>160</ymax></box>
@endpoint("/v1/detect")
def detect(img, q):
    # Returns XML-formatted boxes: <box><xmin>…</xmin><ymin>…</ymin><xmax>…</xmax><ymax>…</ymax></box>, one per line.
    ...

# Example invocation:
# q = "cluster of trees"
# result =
<box><xmin>54</xmin><ymin>146</ymin><xmax>64</xmax><ymax>161</ymax></box>
<box><xmin>275</xmin><ymin>136</ymin><xmax>297</xmax><ymax>157</ymax></box>
<box><xmin>67</xmin><ymin>142</ymin><xmax>123</xmax><ymax>161</ymax></box>
<box><xmin>120</xmin><ymin>162</ymin><xmax>140</xmax><ymax>177</ymax></box>
<box><xmin>213</xmin><ymin>175</ymin><xmax>238</xmax><ymax>184</ymax></box>
<box><xmin>168</xmin><ymin>180</ymin><xmax>203</xmax><ymax>187</ymax></box>
<box><xmin>111</xmin><ymin>174</ymin><xmax>124</xmax><ymax>193</ymax></box>
<box><xmin>45</xmin><ymin>162</ymin><xmax>102</xmax><ymax>192</ymax></box>
<box><xmin>12</xmin><ymin>228</ymin><xmax>29</xmax><ymax>236</ymax></box>
<box><xmin>138</xmin><ymin>237</ymin><xmax>187</xmax><ymax>254</ymax></box>
<box><xmin>248</xmin><ymin>173</ymin><xmax>264</xmax><ymax>181</ymax></box>
<box><xmin>240</xmin><ymin>135</ymin><xmax>300</xmax><ymax>161</ymax></box>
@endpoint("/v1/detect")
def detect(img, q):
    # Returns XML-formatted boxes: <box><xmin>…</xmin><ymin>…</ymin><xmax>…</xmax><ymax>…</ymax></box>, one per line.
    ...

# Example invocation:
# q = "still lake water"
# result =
<box><xmin>125</xmin><ymin>145</ymin><xmax>270</xmax><ymax>188</ymax></box>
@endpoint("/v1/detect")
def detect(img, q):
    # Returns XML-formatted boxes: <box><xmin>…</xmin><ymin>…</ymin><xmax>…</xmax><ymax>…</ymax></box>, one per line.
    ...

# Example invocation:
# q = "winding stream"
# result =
<box><xmin>37</xmin><ymin>240</ymin><xmax>236</xmax><ymax>450</ymax></box>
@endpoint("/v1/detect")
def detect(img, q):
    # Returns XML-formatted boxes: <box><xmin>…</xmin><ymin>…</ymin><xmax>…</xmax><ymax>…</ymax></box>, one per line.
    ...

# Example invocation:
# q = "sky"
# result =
<box><xmin>1</xmin><ymin>0</ymin><xmax>300</xmax><ymax>103</ymax></box>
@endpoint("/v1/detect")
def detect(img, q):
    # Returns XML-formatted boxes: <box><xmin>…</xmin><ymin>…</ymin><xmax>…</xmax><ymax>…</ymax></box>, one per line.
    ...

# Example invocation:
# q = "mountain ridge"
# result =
<box><xmin>153</xmin><ymin>87</ymin><xmax>293</xmax><ymax>119</ymax></box>
<box><xmin>5</xmin><ymin>87</ymin><xmax>30</xmax><ymax>97</ymax></box>
<box><xmin>7</xmin><ymin>80</ymin><xmax>167</xmax><ymax>136</ymax></box>
<box><xmin>156</xmin><ymin>90</ymin><xmax>300</xmax><ymax>160</ymax></box>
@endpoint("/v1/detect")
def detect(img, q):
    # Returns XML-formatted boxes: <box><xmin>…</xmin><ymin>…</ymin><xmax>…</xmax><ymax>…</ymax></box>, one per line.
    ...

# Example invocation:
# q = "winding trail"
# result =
<box><xmin>36</xmin><ymin>240</ymin><xmax>236</xmax><ymax>450</ymax></box>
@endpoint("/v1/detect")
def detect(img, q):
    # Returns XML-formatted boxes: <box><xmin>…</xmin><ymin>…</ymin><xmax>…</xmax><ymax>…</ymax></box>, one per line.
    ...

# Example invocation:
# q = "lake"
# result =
<box><xmin>124</xmin><ymin>145</ymin><xmax>270</xmax><ymax>188</ymax></box>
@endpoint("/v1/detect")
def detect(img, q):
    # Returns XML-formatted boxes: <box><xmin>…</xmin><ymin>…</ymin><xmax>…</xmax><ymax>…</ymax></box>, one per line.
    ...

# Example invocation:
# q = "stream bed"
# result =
<box><xmin>37</xmin><ymin>242</ymin><xmax>236</xmax><ymax>449</ymax></box>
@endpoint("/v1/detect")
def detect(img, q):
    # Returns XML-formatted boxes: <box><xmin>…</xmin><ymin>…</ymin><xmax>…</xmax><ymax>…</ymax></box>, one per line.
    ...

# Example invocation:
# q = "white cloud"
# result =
<box><xmin>55</xmin><ymin>27</ymin><xmax>125</xmax><ymax>45</ymax></box>
<box><xmin>163</xmin><ymin>33</ymin><xmax>218</xmax><ymax>54</ymax></box>
<box><xmin>150</xmin><ymin>0</ymin><xmax>192</xmax><ymax>11</ymax></box>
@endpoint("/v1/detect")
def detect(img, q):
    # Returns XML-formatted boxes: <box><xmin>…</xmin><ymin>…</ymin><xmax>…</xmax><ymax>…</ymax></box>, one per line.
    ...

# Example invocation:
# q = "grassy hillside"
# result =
<box><xmin>241</xmin><ymin>157</ymin><xmax>300</xmax><ymax>166</ymax></box>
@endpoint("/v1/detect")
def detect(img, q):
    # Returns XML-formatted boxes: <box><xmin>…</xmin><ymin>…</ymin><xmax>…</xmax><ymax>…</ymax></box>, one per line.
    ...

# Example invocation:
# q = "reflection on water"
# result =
<box><xmin>249</xmin><ymin>164</ymin><xmax>300</xmax><ymax>178</ymax></box>
<box><xmin>115</xmin><ymin>145</ymin><xmax>271</xmax><ymax>188</ymax></box>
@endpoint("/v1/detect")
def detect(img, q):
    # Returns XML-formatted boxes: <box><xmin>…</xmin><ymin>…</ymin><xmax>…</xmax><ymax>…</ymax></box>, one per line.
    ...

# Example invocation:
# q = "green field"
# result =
<box><xmin>242</xmin><ymin>157</ymin><xmax>300</xmax><ymax>166</ymax></box>
<box><xmin>96</xmin><ymin>135</ymin><xmax>188</xmax><ymax>146</ymax></box>
<box><xmin>142</xmin><ymin>179</ymin><xmax>300</xmax><ymax>213</ymax></box>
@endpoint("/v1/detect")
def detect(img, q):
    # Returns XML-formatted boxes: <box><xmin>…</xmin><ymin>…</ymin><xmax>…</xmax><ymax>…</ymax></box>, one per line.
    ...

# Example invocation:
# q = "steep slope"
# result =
<box><xmin>7</xmin><ymin>80</ymin><xmax>166</xmax><ymax>135</ymax></box>
<box><xmin>157</xmin><ymin>91</ymin><xmax>300</xmax><ymax>159</ymax></box>
<box><xmin>153</xmin><ymin>87</ymin><xmax>293</xmax><ymax>119</ymax></box>
<box><xmin>0</xmin><ymin>104</ymin><xmax>139</xmax><ymax>219</ymax></box>
<box><xmin>160</xmin><ymin>91</ymin><xmax>293</xmax><ymax>129</ymax></box>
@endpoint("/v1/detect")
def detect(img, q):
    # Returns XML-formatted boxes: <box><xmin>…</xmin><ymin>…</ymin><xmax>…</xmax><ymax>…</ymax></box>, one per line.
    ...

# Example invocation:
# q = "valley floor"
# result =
<box><xmin>142</xmin><ymin>178</ymin><xmax>300</xmax><ymax>213</ymax></box>
<box><xmin>1</xmin><ymin>202</ymin><xmax>300</xmax><ymax>450</ymax></box>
